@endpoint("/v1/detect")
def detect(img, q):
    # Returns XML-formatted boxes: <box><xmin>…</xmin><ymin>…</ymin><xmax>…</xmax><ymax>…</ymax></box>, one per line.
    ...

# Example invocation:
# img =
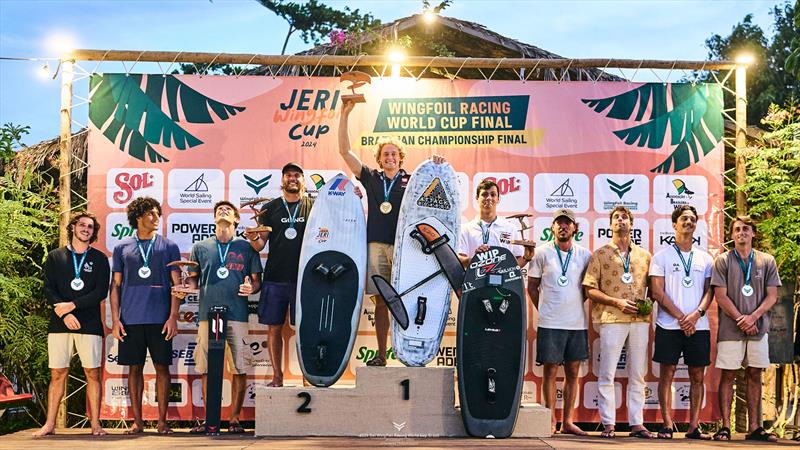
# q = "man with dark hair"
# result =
<box><xmin>34</xmin><ymin>212</ymin><xmax>109</xmax><ymax>437</ymax></box>
<box><xmin>649</xmin><ymin>205</ymin><xmax>714</xmax><ymax>440</ymax></box>
<box><xmin>250</xmin><ymin>163</ymin><xmax>313</xmax><ymax>385</ymax></box>
<box><xmin>527</xmin><ymin>208</ymin><xmax>590</xmax><ymax>436</ymax></box>
<box><xmin>184</xmin><ymin>200</ymin><xmax>262</xmax><ymax>433</ymax></box>
<box><xmin>458</xmin><ymin>178</ymin><xmax>534</xmax><ymax>267</ymax></box>
<box><xmin>338</xmin><ymin>101</ymin><xmax>447</xmax><ymax>366</ymax></box>
<box><xmin>109</xmin><ymin>196</ymin><xmax>181</xmax><ymax>434</ymax></box>
<box><xmin>583</xmin><ymin>205</ymin><xmax>653</xmax><ymax>439</ymax></box>
<box><xmin>711</xmin><ymin>215</ymin><xmax>781</xmax><ymax>442</ymax></box>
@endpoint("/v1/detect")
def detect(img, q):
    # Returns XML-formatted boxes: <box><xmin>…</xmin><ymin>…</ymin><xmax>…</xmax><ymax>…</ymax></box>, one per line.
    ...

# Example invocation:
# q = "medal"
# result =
<box><xmin>618</xmin><ymin>250</ymin><xmax>633</xmax><ymax>284</ymax></box>
<box><xmin>70</xmin><ymin>278</ymin><xmax>84</xmax><ymax>291</ymax></box>
<box><xmin>380</xmin><ymin>172</ymin><xmax>398</xmax><ymax>215</ymax></box>
<box><xmin>216</xmin><ymin>238</ymin><xmax>232</xmax><ymax>280</ymax></box>
<box><xmin>282</xmin><ymin>198</ymin><xmax>301</xmax><ymax>241</ymax></box>
<box><xmin>479</xmin><ymin>219</ymin><xmax>496</xmax><ymax>245</ymax></box>
<box><xmin>135</xmin><ymin>235</ymin><xmax>155</xmax><ymax>281</ymax></box>
<box><xmin>69</xmin><ymin>245</ymin><xmax>88</xmax><ymax>291</ymax></box>
<box><xmin>672</xmin><ymin>244</ymin><xmax>695</xmax><ymax>290</ymax></box>
<box><xmin>733</xmin><ymin>249</ymin><xmax>755</xmax><ymax>298</ymax></box>
<box><xmin>682</xmin><ymin>276</ymin><xmax>694</xmax><ymax>288</ymax></box>
<box><xmin>555</xmin><ymin>244</ymin><xmax>573</xmax><ymax>288</ymax></box>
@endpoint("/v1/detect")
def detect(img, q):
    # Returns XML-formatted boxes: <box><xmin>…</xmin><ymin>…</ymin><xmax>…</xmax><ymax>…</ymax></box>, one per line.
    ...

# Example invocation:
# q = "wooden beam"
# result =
<box><xmin>735</xmin><ymin>64</ymin><xmax>748</xmax><ymax>215</ymax></box>
<box><xmin>68</xmin><ymin>49</ymin><xmax>737</xmax><ymax>70</ymax></box>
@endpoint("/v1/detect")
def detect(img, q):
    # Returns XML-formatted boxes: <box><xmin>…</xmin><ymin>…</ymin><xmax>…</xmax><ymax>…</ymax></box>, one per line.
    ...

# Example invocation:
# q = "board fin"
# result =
<box><xmin>371</xmin><ymin>275</ymin><xmax>410</xmax><ymax>330</ymax></box>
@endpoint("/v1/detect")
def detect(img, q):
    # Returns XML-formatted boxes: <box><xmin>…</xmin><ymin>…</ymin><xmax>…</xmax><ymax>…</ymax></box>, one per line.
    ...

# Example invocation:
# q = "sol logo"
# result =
<box><xmin>484</xmin><ymin>176</ymin><xmax>520</xmax><ymax>195</ymax></box>
<box><xmin>113</xmin><ymin>172</ymin><xmax>155</xmax><ymax>204</ymax></box>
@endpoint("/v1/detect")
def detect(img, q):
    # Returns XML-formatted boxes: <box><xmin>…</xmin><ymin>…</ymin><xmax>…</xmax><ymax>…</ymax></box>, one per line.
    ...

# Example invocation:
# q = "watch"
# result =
<box><xmin>697</xmin><ymin>307</ymin><xmax>706</xmax><ymax>317</ymax></box>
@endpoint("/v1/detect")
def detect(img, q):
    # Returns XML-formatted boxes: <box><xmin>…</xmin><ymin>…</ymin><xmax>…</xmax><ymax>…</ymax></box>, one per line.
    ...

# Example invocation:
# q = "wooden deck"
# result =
<box><xmin>3</xmin><ymin>428</ymin><xmax>797</xmax><ymax>449</ymax></box>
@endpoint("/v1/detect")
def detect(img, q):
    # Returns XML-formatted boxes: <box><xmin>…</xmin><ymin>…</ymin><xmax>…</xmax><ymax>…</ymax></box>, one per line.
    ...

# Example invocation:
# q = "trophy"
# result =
<box><xmin>168</xmin><ymin>260</ymin><xmax>200</xmax><ymax>295</ymax></box>
<box><xmin>240</xmin><ymin>197</ymin><xmax>273</xmax><ymax>235</ymax></box>
<box><xmin>340</xmin><ymin>71</ymin><xmax>371</xmax><ymax>104</ymax></box>
<box><xmin>506</xmin><ymin>213</ymin><xmax>537</xmax><ymax>248</ymax></box>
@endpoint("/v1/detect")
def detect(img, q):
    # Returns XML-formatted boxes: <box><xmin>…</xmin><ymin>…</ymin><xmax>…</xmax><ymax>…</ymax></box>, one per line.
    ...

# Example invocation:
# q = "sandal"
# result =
<box><xmin>657</xmin><ymin>426</ymin><xmax>673</xmax><ymax>439</ymax></box>
<box><xmin>685</xmin><ymin>427</ymin><xmax>711</xmax><ymax>440</ymax></box>
<box><xmin>745</xmin><ymin>427</ymin><xmax>778</xmax><ymax>442</ymax></box>
<box><xmin>600</xmin><ymin>428</ymin><xmax>615</xmax><ymax>439</ymax></box>
<box><xmin>629</xmin><ymin>428</ymin><xmax>655</xmax><ymax>439</ymax></box>
<box><xmin>228</xmin><ymin>422</ymin><xmax>245</xmax><ymax>434</ymax></box>
<box><xmin>366</xmin><ymin>355</ymin><xmax>386</xmax><ymax>367</ymax></box>
<box><xmin>189</xmin><ymin>423</ymin><xmax>207</xmax><ymax>434</ymax></box>
<box><xmin>712</xmin><ymin>426</ymin><xmax>731</xmax><ymax>441</ymax></box>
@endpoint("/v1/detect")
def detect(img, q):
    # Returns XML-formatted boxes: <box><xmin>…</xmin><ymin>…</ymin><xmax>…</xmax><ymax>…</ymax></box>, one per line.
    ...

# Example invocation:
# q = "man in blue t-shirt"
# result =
<box><xmin>110</xmin><ymin>197</ymin><xmax>181</xmax><ymax>434</ymax></box>
<box><xmin>185</xmin><ymin>200</ymin><xmax>262</xmax><ymax>433</ymax></box>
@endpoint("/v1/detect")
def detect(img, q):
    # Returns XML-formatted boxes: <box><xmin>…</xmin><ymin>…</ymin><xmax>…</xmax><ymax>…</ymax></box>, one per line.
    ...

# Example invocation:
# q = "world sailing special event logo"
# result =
<box><xmin>533</xmin><ymin>173</ymin><xmax>589</xmax><ymax>213</ymax></box>
<box><xmin>472</xmin><ymin>172</ymin><xmax>530</xmax><ymax>212</ymax></box>
<box><xmin>653</xmin><ymin>175</ymin><xmax>708</xmax><ymax>215</ymax></box>
<box><xmin>593</xmin><ymin>174</ymin><xmax>649</xmax><ymax>213</ymax></box>
<box><xmin>167</xmin><ymin>169</ymin><xmax>225</xmax><ymax>209</ymax></box>
<box><xmin>106</xmin><ymin>168</ymin><xmax>164</xmax><ymax>208</ymax></box>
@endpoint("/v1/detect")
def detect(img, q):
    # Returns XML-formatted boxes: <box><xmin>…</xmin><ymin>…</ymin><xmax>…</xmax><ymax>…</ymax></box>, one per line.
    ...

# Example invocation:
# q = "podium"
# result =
<box><xmin>255</xmin><ymin>366</ymin><xmax>550</xmax><ymax>437</ymax></box>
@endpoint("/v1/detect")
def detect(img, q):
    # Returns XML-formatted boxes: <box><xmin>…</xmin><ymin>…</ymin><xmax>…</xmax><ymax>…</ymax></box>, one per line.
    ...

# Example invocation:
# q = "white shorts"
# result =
<box><xmin>715</xmin><ymin>334</ymin><xmax>770</xmax><ymax>370</ymax></box>
<box><xmin>48</xmin><ymin>333</ymin><xmax>102</xmax><ymax>369</ymax></box>
<box><xmin>194</xmin><ymin>320</ymin><xmax>250</xmax><ymax>375</ymax></box>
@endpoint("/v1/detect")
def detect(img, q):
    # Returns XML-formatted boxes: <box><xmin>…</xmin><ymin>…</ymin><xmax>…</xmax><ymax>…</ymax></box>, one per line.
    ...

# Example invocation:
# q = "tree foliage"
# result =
<box><xmin>0</xmin><ymin>123</ymin><xmax>30</xmax><ymax>169</ymax></box>
<box><xmin>704</xmin><ymin>2</ymin><xmax>799</xmax><ymax>125</ymax></box>
<box><xmin>785</xmin><ymin>0</ymin><xmax>800</xmax><ymax>76</ymax></box>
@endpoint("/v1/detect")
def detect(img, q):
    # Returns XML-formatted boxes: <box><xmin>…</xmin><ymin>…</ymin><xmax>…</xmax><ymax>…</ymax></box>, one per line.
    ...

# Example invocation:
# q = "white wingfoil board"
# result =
<box><xmin>391</xmin><ymin>160</ymin><xmax>460</xmax><ymax>366</ymax></box>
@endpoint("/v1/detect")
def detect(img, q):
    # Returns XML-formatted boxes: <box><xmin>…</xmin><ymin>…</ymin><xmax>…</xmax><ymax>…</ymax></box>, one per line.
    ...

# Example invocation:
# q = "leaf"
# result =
<box><xmin>582</xmin><ymin>83</ymin><xmax>724</xmax><ymax>173</ymax></box>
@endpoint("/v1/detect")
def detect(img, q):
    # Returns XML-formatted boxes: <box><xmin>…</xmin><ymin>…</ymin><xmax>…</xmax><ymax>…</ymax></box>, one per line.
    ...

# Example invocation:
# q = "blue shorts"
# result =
<box><xmin>257</xmin><ymin>281</ymin><xmax>296</xmax><ymax>326</ymax></box>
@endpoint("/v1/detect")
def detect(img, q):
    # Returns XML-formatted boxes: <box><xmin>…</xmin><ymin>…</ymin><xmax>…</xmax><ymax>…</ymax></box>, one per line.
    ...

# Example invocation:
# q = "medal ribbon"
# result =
<box><xmin>733</xmin><ymin>249</ymin><xmax>754</xmax><ymax>286</ymax></box>
<box><xmin>479</xmin><ymin>219</ymin><xmax>496</xmax><ymax>245</ymax></box>
<box><xmin>672</xmin><ymin>244</ymin><xmax>694</xmax><ymax>279</ymax></box>
<box><xmin>617</xmin><ymin>249</ymin><xmax>631</xmax><ymax>275</ymax></box>
<box><xmin>71</xmin><ymin>246</ymin><xmax>88</xmax><ymax>281</ymax></box>
<box><xmin>135</xmin><ymin>236</ymin><xmax>155</xmax><ymax>268</ymax></box>
<box><xmin>380</xmin><ymin>172</ymin><xmax>399</xmax><ymax>203</ymax></box>
<box><xmin>282</xmin><ymin>198</ymin><xmax>301</xmax><ymax>230</ymax></box>
<box><xmin>216</xmin><ymin>238</ymin><xmax>232</xmax><ymax>270</ymax></box>
<box><xmin>555</xmin><ymin>245</ymin><xmax>573</xmax><ymax>279</ymax></box>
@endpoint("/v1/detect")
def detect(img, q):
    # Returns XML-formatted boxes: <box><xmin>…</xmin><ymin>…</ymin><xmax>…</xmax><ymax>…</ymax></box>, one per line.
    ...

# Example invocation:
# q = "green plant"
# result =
<box><xmin>0</xmin><ymin>123</ymin><xmax>30</xmax><ymax>167</ymax></box>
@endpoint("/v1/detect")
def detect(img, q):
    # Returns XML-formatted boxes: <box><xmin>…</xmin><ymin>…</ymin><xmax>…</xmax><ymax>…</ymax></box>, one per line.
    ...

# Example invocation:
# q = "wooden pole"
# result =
<box><xmin>68</xmin><ymin>49</ymin><xmax>737</xmax><ymax>71</ymax></box>
<box><xmin>56</xmin><ymin>58</ymin><xmax>74</xmax><ymax>429</ymax></box>
<box><xmin>735</xmin><ymin>63</ymin><xmax>748</xmax><ymax>215</ymax></box>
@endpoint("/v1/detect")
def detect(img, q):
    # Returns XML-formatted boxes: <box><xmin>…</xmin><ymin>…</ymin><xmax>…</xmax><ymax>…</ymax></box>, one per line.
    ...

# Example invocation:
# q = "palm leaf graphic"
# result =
<box><xmin>582</xmin><ymin>83</ymin><xmax>723</xmax><ymax>173</ymax></box>
<box><xmin>89</xmin><ymin>74</ymin><xmax>245</xmax><ymax>163</ymax></box>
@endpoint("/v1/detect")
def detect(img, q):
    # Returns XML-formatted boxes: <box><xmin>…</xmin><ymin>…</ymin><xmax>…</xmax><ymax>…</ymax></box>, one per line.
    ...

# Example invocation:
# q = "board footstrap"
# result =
<box><xmin>487</xmin><ymin>368</ymin><xmax>497</xmax><ymax>405</ymax></box>
<box><xmin>414</xmin><ymin>296</ymin><xmax>427</xmax><ymax>325</ymax></box>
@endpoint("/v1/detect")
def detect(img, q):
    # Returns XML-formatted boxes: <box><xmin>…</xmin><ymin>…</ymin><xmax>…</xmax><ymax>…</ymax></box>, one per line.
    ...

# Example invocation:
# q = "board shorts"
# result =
<box><xmin>536</xmin><ymin>327</ymin><xmax>589</xmax><ymax>364</ymax></box>
<box><xmin>48</xmin><ymin>333</ymin><xmax>102</xmax><ymax>369</ymax></box>
<box><xmin>257</xmin><ymin>281</ymin><xmax>297</xmax><ymax>326</ymax></box>
<box><xmin>653</xmin><ymin>326</ymin><xmax>711</xmax><ymax>367</ymax></box>
<box><xmin>117</xmin><ymin>323</ymin><xmax>173</xmax><ymax>366</ymax></box>
<box><xmin>366</xmin><ymin>242</ymin><xmax>394</xmax><ymax>296</ymax></box>
<box><xmin>194</xmin><ymin>320</ymin><xmax>250</xmax><ymax>375</ymax></box>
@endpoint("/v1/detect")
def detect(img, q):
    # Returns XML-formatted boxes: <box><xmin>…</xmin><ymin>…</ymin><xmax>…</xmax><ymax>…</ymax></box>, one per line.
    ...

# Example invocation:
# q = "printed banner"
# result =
<box><xmin>88</xmin><ymin>74</ymin><xmax>725</xmax><ymax>423</ymax></box>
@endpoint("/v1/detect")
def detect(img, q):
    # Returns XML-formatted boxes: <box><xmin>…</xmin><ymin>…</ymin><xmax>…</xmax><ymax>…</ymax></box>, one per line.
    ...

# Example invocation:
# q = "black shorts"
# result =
<box><xmin>117</xmin><ymin>323</ymin><xmax>173</xmax><ymax>366</ymax></box>
<box><xmin>536</xmin><ymin>327</ymin><xmax>589</xmax><ymax>364</ymax></box>
<box><xmin>653</xmin><ymin>325</ymin><xmax>710</xmax><ymax>367</ymax></box>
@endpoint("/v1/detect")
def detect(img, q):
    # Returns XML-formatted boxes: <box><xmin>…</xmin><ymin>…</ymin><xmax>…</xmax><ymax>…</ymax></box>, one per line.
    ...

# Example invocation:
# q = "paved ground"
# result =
<box><xmin>3</xmin><ymin>428</ymin><xmax>798</xmax><ymax>449</ymax></box>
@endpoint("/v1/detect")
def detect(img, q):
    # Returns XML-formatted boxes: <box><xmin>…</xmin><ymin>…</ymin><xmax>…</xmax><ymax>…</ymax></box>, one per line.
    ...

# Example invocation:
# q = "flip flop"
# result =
<box><xmin>712</xmin><ymin>426</ymin><xmax>731</xmax><ymax>441</ymax></box>
<box><xmin>629</xmin><ymin>429</ymin><xmax>656</xmax><ymax>439</ymax></box>
<box><xmin>600</xmin><ymin>429</ymin><xmax>615</xmax><ymax>439</ymax></box>
<box><xmin>745</xmin><ymin>427</ymin><xmax>778</xmax><ymax>442</ymax></box>
<box><xmin>228</xmin><ymin>422</ymin><xmax>245</xmax><ymax>434</ymax></box>
<box><xmin>685</xmin><ymin>427</ymin><xmax>711</xmax><ymax>440</ymax></box>
<box><xmin>657</xmin><ymin>426</ymin><xmax>673</xmax><ymax>439</ymax></box>
<box><xmin>366</xmin><ymin>355</ymin><xmax>386</xmax><ymax>367</ymax></box>
<box><xmin>189</xmin><ymin>424</ymin><xmax>207</xmax><ymax>434</ymax></box>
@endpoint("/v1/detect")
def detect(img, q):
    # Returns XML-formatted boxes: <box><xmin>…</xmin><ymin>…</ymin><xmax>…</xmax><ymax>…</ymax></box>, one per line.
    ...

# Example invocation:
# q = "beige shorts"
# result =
<box><xmin>194</xmin><ymin>320</ymin><xmax>249</xmax><ymax>375</ymax></box>
<box><xmin>48</xmin><ymin>333</ymin><xmax>102</xmax><ymax>369</ymax></box>
<box><xmin>366</xmin><ymin>242</ymin><xmax>394</xmax><ymax>295</ymax></box>
<box><xmin>715</xmin><ymin>334</ymin><xmax>770</xmax><ymax>370</ymax></box>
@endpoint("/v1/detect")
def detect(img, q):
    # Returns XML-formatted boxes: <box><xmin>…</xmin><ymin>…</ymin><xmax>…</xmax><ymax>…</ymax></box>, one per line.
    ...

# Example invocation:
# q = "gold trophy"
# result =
<box><xmin>340</xmin><ymin>71</ymin><xmax>371</xmax><ymax>104</ymax></box>
<box><xmin>506</xmin><ymin>213</ymin><xmax>537</xmax><ymax>248</ymax></box>
<box><xmin>168</xmin><ymin>260</ymin><xmax>200</xmax><ymax>295</ymax></box>
<box><xmin>240</xmin><ymin>197</ymin><xmax>273</xmax><ymax>235</ymax></box>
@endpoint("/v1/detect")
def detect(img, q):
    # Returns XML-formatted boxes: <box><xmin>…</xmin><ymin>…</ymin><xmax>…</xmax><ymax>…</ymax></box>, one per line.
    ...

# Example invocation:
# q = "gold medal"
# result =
<box><xmin>379</xmin><ymin>201</ymin><xmax>392</xmax><ymax>214</ymax></box>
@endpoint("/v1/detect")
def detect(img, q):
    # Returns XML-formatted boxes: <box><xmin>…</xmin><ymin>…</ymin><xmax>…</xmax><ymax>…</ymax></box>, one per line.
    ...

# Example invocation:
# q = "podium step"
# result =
<box><xmin>255</xmin><ymin>366</ymin><xmax>550</xmax><ymax>437</ymax></box>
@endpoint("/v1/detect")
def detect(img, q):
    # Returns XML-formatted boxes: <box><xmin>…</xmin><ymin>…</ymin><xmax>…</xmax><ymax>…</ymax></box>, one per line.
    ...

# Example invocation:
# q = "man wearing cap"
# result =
<box><xmin>249</xmin><ymin>162</ymin><xmax>313</xmax><ymax>386</ymax></box>
<box><xmin>527</xmin><ymin>208</ymin><xmax>591</xmax><ymax>436</ymax></box>
<box><xmin>711</xmin><ymin>215</ymin><xmax>781</xmax><ymax>443</ymax></box>
<box><xmin>339</xmin><ymin>100</ymin><xmax>446</xmax><ymax>367</ymax></box>
<box><xmin>582</xmin><ymin>205</ymin><xmax>653</xmax><ymax>439</ymax></box>
<box><xmin>457</xmin><ymin>179</ymin><xmax>534</xmax><ymax>268</ymax></box>
<box><xmin>649</xmin><ymin>205</ymin><xmax>714</xmax><ymax>440</ymax></box>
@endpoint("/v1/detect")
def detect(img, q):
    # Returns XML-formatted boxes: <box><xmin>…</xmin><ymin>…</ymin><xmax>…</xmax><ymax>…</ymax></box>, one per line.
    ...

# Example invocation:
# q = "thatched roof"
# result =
<box><xmin>8</xmin><ymin>129</ymin><xmax>87</xmax><ymax>188</ymax></box>
<box><xmin>249</xmin><ymin>13</ymin><xmax>623</xmax><ymax>81</ymax></box>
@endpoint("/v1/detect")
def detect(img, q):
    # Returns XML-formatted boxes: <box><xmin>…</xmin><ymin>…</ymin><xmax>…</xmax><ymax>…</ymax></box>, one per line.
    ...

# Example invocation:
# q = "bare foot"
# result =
<box><xmin>561</xmin><ymin>423</ymin><xmax>588</xmax><ymax>436</ymax></box>
<box><xmin>32</xmin><ymin>425</ymin><xmax>55</xmax><ymax>437</ymax></box>
<box><xmin>267</xmin><ymin>378</ymin><xmax>283</xmax><ymax>387</ymax></box>
<box><xmin>157</xmin><ymin>422</ymin><xmax>173</xmax><ymax>434</ymax></box>
<box><xmin>91</xmin><ymin>424</ymin><xmax>107</xmax><ymax>436</ymax></box>
<box><xmin>124</xmin><ymin>423</ymin><xmax>145</xmax><ymax>435</ymax></box>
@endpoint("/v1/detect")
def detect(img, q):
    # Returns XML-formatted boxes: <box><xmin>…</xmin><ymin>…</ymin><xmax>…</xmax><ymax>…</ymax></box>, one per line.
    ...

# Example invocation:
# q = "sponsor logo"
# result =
<box><xmin>484</xmin><ymin>176</ymin><xmax>521</xmax><ymax>195</ymax></box>
<box><xmin>417</xmin><ymin>178</ymin><xmax>452</xmax><ymax>210</ymax></box>
<box><xmin>534</xmin><ymin>173</ymin><xmax>589</xmax><ymax>212</ymax></box>
<box><xmin>110</xmin><ymin>223</ymin><xmax>135</xmax><ymax>239</ymax></box>
<box><xmin>355</xmin><ymin>346</ymin><xmax>397</xmax><ymax>363</ymax></box>
<box><xmin>672</xmin><ymin>179</ymin><xmax>694</xmax><ymax>195</ymax></box>
<box><xmin>539</xmin><ymin>228</ymin><xmax>585</xmax><ymax>242</ymax></box>
<box><xmin>168</xmin><ymin>169</ymin><xmax>223</xmax><ymax>209</ymax></box>
<box><xmin>607</xmin><ymin>178</ymin><xmax>634</xmax><ymax>198</ymax></box>
<box><xmin>107</xmin><ymin>169</ymin><xmax>163</xmax><ymax>208</ymax></box>
<box><xmin>593</xmin><ymin>218</ymin><xmax>649</xmax><ymax>250</ymax></box>
<box><xmin>654</xmin><ymin>175</ymin><xmax>708</xmax><ymax>214</ymax></box>
<box><xmin>244</xmin><ymin>174</ymin><xmax>272</xmax><ymax>194</ymax></box>
<box><xmin>172</xmin><ymin>342</ymin><xmax>196</xmax><ymax>366</ymax></box>
<box><xmin>392</xmin><ymin>421</ymin><xmax>407</xmax><ymax>431</ymax></box>
<box><xmin>550</xmin><ymin>178</ymin><xmax>574</xmax><ymax>197</ymax></box>
<box><xmin>659</xmin><ymin>235</ymin><xmax>701</xmax><ymax>246</ymax></box>
<box><xmin>82</xmin><ymin>261</ymin><xmax>94</xmax><ymax>273</ymax></box>
<box><xmin>113</xmin><ymin>172</ymin><xmax>154</xmax><ymax>204</ymax></box>
<box><xmin>310</xmin><ymin>174</ymin><xmax>326</xmax><ymax>190</ymax></box>
<box><xmin>327</xmin><ymin>177</ymin><xmax>348</xmax><ymax>196</ymax></box>
<box><xmin>316</xmin><ymin>227</ymin><xmax>329</xmax><ymax>243</ymax></box>
<box><xmin>435</xmin><ymin>346</ymin><xmax>457</xmax><ymax>366</ymax></box>
<box><xmin>184</xmin><ymin>173</ymin><xmax>209</xmax><ymax>192</ymax></box>
<box><xmin>468</xmin><ymin>248</ymin><xmax>507</xmax><ymax>271</ymax></box>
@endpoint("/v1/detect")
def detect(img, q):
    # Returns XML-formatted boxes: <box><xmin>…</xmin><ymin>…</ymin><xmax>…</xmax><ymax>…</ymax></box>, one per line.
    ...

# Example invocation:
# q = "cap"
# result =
<box><xmin>552</xmin><ymin>208</ymin><xmax>576</xmax><ymax>223</ymax></box>
<box><xmin>282</xmin><ymin>162</ymin><xmax>304</xmax><ymax>174</ymax></box>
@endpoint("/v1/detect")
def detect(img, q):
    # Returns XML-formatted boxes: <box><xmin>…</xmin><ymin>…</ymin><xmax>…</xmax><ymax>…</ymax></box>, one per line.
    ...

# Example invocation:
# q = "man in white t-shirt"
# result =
<box><xmin>458</xmin><ymin>179</ymin><xmax>533</xmax><ymax>267</ymax></box>
<box><xmin>527</xmin><ymin>208</ymin><xmax>591</xmax><ymax>436</ymax></box>
<box><xmin>649</xmin><ymin>205</ymin><xmax>714</xmax><ymax>440</ymax></box>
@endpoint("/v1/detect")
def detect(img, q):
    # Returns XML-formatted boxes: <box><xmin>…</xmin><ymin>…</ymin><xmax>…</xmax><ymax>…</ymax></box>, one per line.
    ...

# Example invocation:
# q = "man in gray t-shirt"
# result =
<box><xmin>710</xmin><ymin>216</ymin><xmax>781</xmax><ymax>442</ymax></box>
